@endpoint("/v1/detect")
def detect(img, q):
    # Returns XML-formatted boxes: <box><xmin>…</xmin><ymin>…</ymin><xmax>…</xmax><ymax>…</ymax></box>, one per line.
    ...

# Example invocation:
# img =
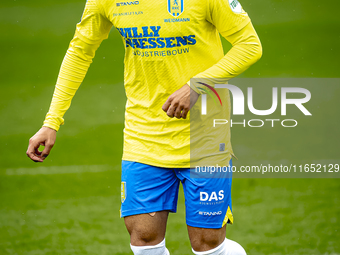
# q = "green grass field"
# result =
<box><xmin>1</xmin><ymin>0</ymin><xmax>340</xmax><ymax>254</ymax></box>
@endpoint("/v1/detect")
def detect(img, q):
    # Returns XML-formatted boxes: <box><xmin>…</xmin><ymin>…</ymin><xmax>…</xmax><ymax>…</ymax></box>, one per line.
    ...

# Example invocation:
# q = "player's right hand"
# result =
<box><xmin>26</xmin><ymin>127</ymin><xmax>57</xmax><ymax>162</ymax></box>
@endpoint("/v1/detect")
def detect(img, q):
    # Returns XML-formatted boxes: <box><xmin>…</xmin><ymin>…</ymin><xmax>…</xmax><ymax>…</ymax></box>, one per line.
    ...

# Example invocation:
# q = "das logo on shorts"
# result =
<box><xmin>167</xmin><ymin>0</ymin><xmax>184</xmax><ymax>17</ymax></box>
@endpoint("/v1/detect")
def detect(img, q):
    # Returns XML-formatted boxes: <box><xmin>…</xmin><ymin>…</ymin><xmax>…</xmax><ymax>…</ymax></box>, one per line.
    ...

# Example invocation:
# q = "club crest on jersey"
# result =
<box><xmin>121</xmin><ymin>182</ymin><xmax>126</xmax><ymax>203</ymax></box>
<box><xmin>168</xmin><ymin>0</ymin><xmax>184</xmax><ymax>17</ymax></box>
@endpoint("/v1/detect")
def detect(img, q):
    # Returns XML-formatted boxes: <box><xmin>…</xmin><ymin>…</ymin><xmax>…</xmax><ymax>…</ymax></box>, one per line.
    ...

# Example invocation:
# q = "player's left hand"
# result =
<box><xmin>162</xmin><ymin>84</ymin><xmax>199</xmax><ymax>119</ymax></box>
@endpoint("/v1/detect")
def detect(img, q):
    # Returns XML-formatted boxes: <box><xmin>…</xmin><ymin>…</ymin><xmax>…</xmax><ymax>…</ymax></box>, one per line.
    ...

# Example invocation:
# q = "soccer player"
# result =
<box><xmin>26</xmin><ymin>0</ymin><xmax>262</xmax><ymax>254</ymax></box>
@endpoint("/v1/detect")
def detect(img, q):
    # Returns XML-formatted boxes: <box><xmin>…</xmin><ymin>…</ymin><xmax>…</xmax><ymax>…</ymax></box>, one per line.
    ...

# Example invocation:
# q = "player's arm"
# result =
<box><xmin>26</xmin><ymin>0</ymin><xmax>113</xmax><ymax>162</ymax></box>
<box><xmin>163</xmin><ymin>0</ymin><xmax>262</xmax><ymax>119</ymax></box>
<box><xmin>188</xmin><ymin>26</ymin><xmax>262</xmax><ymax>93</ymax></box>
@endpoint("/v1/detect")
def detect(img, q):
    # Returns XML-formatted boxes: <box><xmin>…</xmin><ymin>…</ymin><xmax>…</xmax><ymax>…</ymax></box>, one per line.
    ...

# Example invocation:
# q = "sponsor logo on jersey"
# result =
<box><xmin>199</xmin><ymin>211</ymin><xmax>223</xmax><ymax>216</ymax></box>
<box><xmin>116</xmin><ymin>1</ymin><xmax>139</xmax><ymax>7</ymax></box>
<box><xmin>200</xmin><ymin>190</ymin><xmax>224</xmax><ymax>202</ymax></box>
<box><xmin>121</xmin><ymin>182</ymin><xmax>126</xmax><ymax>203</ymax></box>
<box><xmin>113</xmin><ymin>11</ymin><xmax>143</xmax><ymax>17</ymax></box>
<box><xmin>168</xmin><ymin>0</ymin><xmax>184</xmax><ymax>17</ymax></box>
<box><xmin>164</xmin><ymin>17</ymin><xmax>190</xmax><ymax>23</ymax></box>
<box><xmin>116</xmin><ymin>26</ymin><xmax>196</xmax><ymax>50</ymax></box>
<box><xmin>228</xmin><ymin>0</ymin><xmax>242</xmax><ymax>13</ymax></box>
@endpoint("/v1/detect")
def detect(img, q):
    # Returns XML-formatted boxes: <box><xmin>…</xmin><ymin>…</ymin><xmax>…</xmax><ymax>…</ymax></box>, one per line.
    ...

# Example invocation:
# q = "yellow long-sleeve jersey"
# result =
<box><xmin>43</xmin><ymin>0</ymin><xmax>262</xmax><ymax>168</ymax></box>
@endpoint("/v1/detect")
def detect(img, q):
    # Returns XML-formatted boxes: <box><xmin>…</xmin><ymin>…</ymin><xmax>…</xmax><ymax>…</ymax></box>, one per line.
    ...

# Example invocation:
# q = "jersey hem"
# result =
<box><xmin>122</xmin><ymin>154</ymin><xmax>191</xmax><ymax>168</ymax></box>
<box><xmin>122</xmin><ymin>152</ymin><xmax>233</xmax><ymax>168</ymax></box>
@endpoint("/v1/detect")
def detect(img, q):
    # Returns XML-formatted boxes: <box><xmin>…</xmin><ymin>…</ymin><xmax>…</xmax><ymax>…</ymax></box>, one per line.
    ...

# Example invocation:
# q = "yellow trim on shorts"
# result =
<box><xmin>222</xmin><ymin>206</ymin><xmax>234</xmax><ymax>227</ymax></box>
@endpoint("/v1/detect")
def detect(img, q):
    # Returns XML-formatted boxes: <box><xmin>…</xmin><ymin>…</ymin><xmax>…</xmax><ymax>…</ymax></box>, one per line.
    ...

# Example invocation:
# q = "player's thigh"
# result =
<box><xmin>125</xmin><ymin>211</ymin><xmax>169</xmax><ymax>246</ymax></box>
<box><xmin>121</xmin><ymin>161</ymin><xmax>180</xmax><ymax>217</ymax></box>
<box><xmin>177</xmin><ymin>160</ymin><xmax>233</xmax><ymax>250</ymax></box>
<box><xmin>121</xmin><ymin>161</ymin><xmax>180</xmax><ymax>245</ymax></box>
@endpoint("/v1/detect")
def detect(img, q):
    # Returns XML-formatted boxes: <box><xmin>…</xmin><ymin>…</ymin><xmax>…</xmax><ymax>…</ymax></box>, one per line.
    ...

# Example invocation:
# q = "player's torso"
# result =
<box><xmin>97</xmin><ymin>0</ymin><xmax>231</xmax><ymax>168</ymax></box>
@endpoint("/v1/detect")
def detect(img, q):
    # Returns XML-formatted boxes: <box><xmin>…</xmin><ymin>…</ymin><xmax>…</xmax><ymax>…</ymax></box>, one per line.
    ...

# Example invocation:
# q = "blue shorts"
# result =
<box><xmin>120</xmin><ymin>160</ymin><xmax>233</xmax><ymax>229</ymax></box>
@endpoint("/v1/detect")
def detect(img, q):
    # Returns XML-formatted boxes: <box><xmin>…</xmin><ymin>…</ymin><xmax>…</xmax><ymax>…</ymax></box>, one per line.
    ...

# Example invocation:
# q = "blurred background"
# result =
<box><xmin>0</xmin><ymin>0</ymin><xmax>339</xmax><ymax>254</ymax></box>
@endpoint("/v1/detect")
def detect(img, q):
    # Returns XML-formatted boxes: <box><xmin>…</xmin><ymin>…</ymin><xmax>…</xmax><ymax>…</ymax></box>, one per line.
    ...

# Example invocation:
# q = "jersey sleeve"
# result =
<box><xmin>188</xmin><ymin>0</ymin><xmax>262</xmax><ymax>94</ymax></box>
<box><xmin>43</xmin><ymin>0</ymin><xmax>113</xmax><ymax>131</ymax></box>
<box><xmin>75</xmin><ymin>0</ymin><xmax>112</xmax><ymax>44</ymax></box>
<box><xmin>206</xmin><ymin>0</ymin><xmax>250</xmax><ymax>37</ymax></box>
